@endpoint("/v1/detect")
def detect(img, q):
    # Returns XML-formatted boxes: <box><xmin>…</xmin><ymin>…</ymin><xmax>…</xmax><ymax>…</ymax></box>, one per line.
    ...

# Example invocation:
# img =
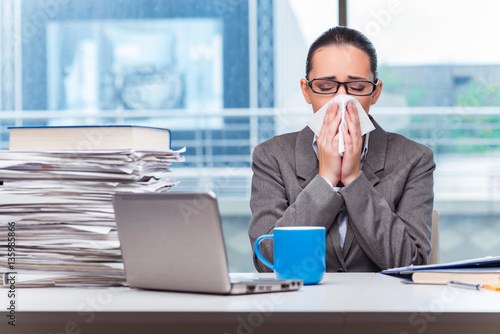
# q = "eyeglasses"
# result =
<box><xmin>307</xmin><ymin>78</ymin><xmax>378</xmax><ymax>96</ymax></box>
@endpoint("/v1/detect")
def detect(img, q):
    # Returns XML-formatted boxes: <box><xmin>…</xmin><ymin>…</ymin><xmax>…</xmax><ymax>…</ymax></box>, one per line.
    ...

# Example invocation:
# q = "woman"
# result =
<box><xmin>248</xmin><ymin>26</ymin><xmax>435</xmax><ymax>272</ymax></box>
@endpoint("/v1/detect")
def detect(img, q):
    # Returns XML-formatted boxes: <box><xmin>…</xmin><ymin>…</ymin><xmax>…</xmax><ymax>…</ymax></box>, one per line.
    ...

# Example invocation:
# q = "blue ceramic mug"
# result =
<box><xmin>254</xmin><ymin>226</ymin><xmax>326</xmax><ymax>285</ymax></box>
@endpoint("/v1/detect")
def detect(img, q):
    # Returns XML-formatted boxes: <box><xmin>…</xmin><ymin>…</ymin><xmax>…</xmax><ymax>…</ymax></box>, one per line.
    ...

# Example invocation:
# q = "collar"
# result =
<box><xmin>312</xmin><ymin>131</ymin><xmax>370</xmax><ymax>166</ymax></box>
<box><xmin>296</xmin><ymin>116</ymin><xmax>387</xmax><ymax>186</ymax></box>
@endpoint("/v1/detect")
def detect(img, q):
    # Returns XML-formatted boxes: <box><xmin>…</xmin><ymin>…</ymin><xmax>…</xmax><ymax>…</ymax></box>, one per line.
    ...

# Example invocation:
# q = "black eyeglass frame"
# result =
<box><xmin>306</xmin><ymin>78</ymin><xmax>379</xmax><ymax>96</ymax></box>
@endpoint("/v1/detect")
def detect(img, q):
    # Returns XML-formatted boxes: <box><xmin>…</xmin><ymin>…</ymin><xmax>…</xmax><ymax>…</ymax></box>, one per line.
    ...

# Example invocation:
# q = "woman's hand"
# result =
<box><xmin>340</xmin><ymin>101</ymin><xmax>364</xmax><ymax>185</ymax></box>
<box><xmin>317</xmin><ymin>102</ymin><xmax>342</xmax><ymax>186</ymax></box>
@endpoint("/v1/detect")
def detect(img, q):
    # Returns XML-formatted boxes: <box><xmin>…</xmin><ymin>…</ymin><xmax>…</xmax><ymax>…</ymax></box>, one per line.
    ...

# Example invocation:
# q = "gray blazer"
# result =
<box><xmin>248</xmin><ymin>117</ymin><xmax>435</xmax><ymax>272</ymax></box>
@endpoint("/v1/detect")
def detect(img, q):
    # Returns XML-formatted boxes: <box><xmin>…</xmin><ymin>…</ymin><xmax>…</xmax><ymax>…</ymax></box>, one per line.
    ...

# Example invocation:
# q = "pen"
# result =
<box><xmin>483</xmin><ymin>284</ymin><xmax>500</xmax><ymax>291</ymax></box>
<box><xmin>447</xmin><ymin>281</ymin><xmax>482</xmax><ymax>290</ymax></box>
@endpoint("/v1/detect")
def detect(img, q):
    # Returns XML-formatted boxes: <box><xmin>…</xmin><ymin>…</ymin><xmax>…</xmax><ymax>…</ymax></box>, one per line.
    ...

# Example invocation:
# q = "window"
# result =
<box><xmin>348</xmin><ymin>0</ymin><xmax>500</xmax><ymax>262</ymax></box>
<box><xmin>1</xmin><ymin>0</ymin><xmax>497</xmax><ymax>271</ymax></box>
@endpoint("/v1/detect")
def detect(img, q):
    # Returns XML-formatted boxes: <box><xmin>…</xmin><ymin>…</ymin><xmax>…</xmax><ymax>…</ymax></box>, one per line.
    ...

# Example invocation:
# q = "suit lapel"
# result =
<box><xmin>361</xmin><ymin>117</ymin><xmax>387</xmax><ymax>186</ymax></box>
<box><xmin>295</xmin><ymin>127</ymin><xmax>318</xmax><ymax>186</ymax></box>
<box><xmin>342</xmin><ymin>218</ymin><xmax>355</xmax><ymax>257</ymax></box>
<box><xmin>343</xmin><ymin>117</ymin><xmax>388</xmax><ymax>255</ymax></box>
<box><xmin>329</xmin><ymin>221</ymin><xmax>347</xmax><ymax>269</ymax></box>
<box><xmin>295</xmin><ymin>127</ymin><xmax>347</xmax><ymax>267</ymax></box>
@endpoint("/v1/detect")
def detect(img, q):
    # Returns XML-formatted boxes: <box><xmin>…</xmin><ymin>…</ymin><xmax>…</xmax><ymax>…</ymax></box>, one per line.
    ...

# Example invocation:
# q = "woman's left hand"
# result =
<box><xmin>340</xmin><ymin>101</ymin><xmax>364</xmax><ymax>185</ymax></box>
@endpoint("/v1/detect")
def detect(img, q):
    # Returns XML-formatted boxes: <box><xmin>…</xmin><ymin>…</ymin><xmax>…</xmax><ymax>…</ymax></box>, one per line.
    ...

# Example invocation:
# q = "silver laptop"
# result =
<box><xmin>112</xmin><ymin>192</ymin><xmax>302</xmax><ymax>294</ymax></box>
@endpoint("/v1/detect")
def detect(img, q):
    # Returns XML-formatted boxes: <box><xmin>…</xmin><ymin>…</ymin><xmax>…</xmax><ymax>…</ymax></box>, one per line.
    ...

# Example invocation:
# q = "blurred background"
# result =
<box><xmin>0</xmin><ymin>0</ymin><xmax>499</xmax><ymax>271</ymax></box>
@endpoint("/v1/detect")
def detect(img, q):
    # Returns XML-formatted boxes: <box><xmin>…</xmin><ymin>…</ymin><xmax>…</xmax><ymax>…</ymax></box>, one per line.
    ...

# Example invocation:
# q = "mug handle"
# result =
<box><xmin>254</xmin><ymin>234</ymin><xmax>275</xmax><ymax>270</ymax></box>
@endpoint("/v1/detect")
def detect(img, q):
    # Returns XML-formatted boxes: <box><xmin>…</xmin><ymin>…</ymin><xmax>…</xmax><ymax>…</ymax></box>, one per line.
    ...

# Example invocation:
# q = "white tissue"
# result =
<box><xmin>306</xmin><ymin>94</ymin><xmax>375</xmax><ymax>156</ymax></box>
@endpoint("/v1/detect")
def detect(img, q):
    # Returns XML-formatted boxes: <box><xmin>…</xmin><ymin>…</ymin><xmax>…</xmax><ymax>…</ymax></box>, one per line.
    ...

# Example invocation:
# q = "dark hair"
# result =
<box><xmin>305</xmin><ymin>26</ymin><xmax>378</xmax><ymax>81</ymax></box>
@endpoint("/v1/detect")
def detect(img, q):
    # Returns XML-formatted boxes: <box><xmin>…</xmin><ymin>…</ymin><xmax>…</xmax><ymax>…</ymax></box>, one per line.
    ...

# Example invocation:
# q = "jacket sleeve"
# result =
<box><xmin>248</xmin><ymin>141</ymin><xmax>343</xmax><ymax>272</ymax></box>
<box><xmin>339</xmin><ymin>145</ymin><xmax>435</xmax><ymax>270</ymax></box>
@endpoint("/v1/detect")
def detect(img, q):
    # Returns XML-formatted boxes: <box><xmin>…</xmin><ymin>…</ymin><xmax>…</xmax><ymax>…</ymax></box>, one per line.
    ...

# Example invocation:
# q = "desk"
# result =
<box><xmin>1</xmin><ymin>273</ymin><xmax>499</xmax><ymax>334</ymax></box>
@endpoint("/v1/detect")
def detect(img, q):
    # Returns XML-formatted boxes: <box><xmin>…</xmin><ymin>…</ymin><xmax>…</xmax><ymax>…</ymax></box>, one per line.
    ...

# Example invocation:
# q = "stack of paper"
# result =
<box><xmin>0</xmin><ymin>149</ymin><xmax>184</xmax><ymax>287</ymax></box>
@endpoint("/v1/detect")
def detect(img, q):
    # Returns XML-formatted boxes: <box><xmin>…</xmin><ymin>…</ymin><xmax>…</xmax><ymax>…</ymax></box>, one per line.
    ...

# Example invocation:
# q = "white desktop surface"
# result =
<box><xmin>2</xmin><ymin>273</ymin><xmax>500</xmax><ymax>334</ymax></box>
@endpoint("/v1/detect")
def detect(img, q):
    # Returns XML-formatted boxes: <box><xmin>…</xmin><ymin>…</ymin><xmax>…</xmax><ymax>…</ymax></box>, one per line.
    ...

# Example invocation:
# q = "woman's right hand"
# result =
<box><xmin>317</xmin><ymin>102</ymin><xmax>342</xmax><ymax>186</ymax></box>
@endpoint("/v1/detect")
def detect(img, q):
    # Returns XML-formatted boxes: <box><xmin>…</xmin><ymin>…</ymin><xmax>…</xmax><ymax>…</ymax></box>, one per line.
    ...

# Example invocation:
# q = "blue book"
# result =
<box><xmin>381</xmin><ymin>255</ymin><xmax>500</xmax><ymax>276</ymax></box>
<box><xmin>8</xmin><ymin>125</ymin><xmax>171</xmax><ymax>151</ymax></box>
